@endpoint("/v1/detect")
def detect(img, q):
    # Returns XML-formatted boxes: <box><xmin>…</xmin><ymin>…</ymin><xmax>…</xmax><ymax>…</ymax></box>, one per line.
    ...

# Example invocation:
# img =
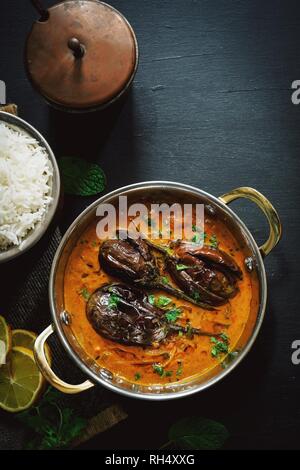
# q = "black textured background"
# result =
<box><xmin>0</xmin><ymin>0</ymin><xmax>300</xmax><ymax>450</ymax></box>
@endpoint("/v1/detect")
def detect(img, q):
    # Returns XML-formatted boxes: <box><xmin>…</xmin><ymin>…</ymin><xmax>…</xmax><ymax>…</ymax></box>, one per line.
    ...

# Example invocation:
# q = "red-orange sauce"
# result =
<box><xmin>64</xmin><ymin>213</ymin><xmax>259</xmax><ymax>386</ymax></box>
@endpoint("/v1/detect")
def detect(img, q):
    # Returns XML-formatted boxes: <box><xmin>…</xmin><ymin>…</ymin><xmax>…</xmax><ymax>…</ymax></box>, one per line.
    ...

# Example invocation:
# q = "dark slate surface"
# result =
<box><xmin>0</xmin><ymin>0</ymin><xmax>300</xmax><ymax>449</ymax></box>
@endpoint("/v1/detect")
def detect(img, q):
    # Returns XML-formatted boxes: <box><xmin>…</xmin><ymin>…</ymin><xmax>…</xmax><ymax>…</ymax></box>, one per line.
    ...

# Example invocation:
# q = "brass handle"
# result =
<box><xmin>219</xmin><ymin>187</ymin><xmax>282</xmax><ymax>257</ymax></box>
<box><xmin>34</xmin><ymin>324</ymin><xmax>94</xmax><ymax>394</ymax></box>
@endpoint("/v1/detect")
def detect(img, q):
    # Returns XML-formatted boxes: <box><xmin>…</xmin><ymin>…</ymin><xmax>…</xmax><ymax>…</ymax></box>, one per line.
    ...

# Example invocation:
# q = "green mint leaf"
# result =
<box><xmin>169</xmin><ymin>417</ymin><xmax>229</xmax><ymax>450</ymax></box>
<box><xmin>59</xmin><ymin>156</ymin><xmax>106</xmax><ymax>196</ymax></box>
<box><xmin>59</xmin><ymin>409</ymin><xmax>86</xmax><ymax>446</ymax></box>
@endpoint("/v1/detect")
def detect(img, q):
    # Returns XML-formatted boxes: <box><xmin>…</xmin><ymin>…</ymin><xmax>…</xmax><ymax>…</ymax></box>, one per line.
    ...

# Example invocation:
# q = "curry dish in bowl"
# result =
<box><xmin>34</xmin><ymin>182</ymin><xmax>280</xmax><ymax>399</ymax></box>
<box><xmin>64</xmin><ymin>199</ymin><xmax>259</xmax><ymax>387</ymax></box>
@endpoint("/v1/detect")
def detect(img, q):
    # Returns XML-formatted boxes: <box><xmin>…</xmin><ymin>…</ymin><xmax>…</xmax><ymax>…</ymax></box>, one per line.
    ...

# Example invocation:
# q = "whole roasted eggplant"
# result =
<box><xmin>99</xmin><ymin>233</ymin><xmax>157</xmax><ymax>284</ymax></box>
<box><xmin>99</xmin><ymin>231</ymin><xmax>214</xmax><ymax>309</ymax></box>
<box><xmin>86</xmin><ymin>283</ymin><xmax>206</xmax><ymax>346</ymax></box>
<box><xmin>166</xmin><ymin>242</ymin><xmax>243</xmax><ymax>306</ymax></box>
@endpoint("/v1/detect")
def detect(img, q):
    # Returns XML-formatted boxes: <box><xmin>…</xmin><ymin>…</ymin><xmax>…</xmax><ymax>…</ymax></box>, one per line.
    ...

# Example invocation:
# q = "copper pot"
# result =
<box><xmin>25</xmin><ymin>1</ymin><xmax>139</xmax><ymax>112</ymax></box>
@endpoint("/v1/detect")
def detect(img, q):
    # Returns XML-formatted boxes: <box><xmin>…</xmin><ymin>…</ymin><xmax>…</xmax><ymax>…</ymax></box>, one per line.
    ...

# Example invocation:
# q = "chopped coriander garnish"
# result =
<box><xmin>108</xmin><ymin>293</ymin><xmax>121</xmax><ymax>309</ymax></box>
<box><xmin>176</xmin><ymin>361</ymin><xmax>183</xmax><ymax>376</ymax></box>
<box><xmin>156</xmin><ymin>296</ymin><xmax>172</xmax><ymax>308</ymax></box>
<box><xmin>152</xmin><ymin>364</ymin><xmax>173</xmax><ymax>378</ymax></box>
<box><xmin>219</xmin><ymin>332</ymin><xmax>229</xmax><ymax>342</ymax></box>
<box><xmin>161</xmin><ymin>276</ymin><xmax>169</xmax><ymax>285</ymax></box>
<box><xmin>193</xmin><ymin>291</ymin><xmax>201</xmax><ymax>302</ymax></box>
<box><xmin>91</xmin><ymin>240</ymin><xmax>98</xmax><ymax>247</ymax></box>
<box><xmin>186</xmin><ymin>323</ymin><xmax>194</xmax><ymax>339</ymax></box>
<box><xmin>152</xmin><ymin>364</ymin><xmax>165</xmax><ymax>376</ymax></box>
<box><xmin>192</xmin><ymin>233</ymin><xmax>201</xmax><ymax>243</ymax></box>
<box><xmin>165</xmin><ymin>307</ymin><xmax>182</xmax><ymax>323</ymax></box>
<box><xmin>210</xmin><ymin>334</ymin><xmax>229</xmax><ymax>358</ymax></box>
<box><xmin>191</xmin><ymin>230</ymin><xmax>207</xmax><ymax>243</ymax></box>
<box><xmin>209</xmin><ymin>234</ymin><xmax>219</xmax><ymax>248</ymax></box>
<box><xmin>148</xmin><ymin>294</ymin><xmax>173</xmax><ymax>308</ymax></box>
<box><xmin>178</xmin><ymin>330</ymin><xmax>183</xmax><ymax>337</ymax></box>
<box><xmin>17</xmin><ymin>387</ymin><xmax>87</xmax><ymax>450</ymax></box>
<box><xmin>134</xmin><ymin>372</ymin><xmax>142</xmax><ymax>381</ymax></box>
<box><xmin>176</xmin><ymin>264</ymin><xmax>191</xmax><ymax>271</ymax></box>
<box><xmin>79</xmin><ymin>287</ymin><xmax>90</xmax><ymax>301</ymax></box>
<box><xmin>79</xmin><ymin>239</ymin><xmax>88</xmax><ymax>244</ymax></box>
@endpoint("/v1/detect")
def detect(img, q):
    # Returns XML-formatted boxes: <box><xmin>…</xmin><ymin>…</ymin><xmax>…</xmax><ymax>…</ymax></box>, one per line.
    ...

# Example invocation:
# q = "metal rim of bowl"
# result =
<box><xmin>0</xmin><ymin>111</ymin><xmax>61</xmax><ymax>263</ymax></box>
<box><xmin>49</xmin><ymin>181</ymin><xmax>267</xmax><ymax>401</ymax></box>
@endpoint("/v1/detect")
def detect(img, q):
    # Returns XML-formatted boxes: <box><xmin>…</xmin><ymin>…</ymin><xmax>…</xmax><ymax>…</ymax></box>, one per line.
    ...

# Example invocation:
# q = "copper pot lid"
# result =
<box><xmin>25</xmin><ymin>1</ymin><xmax>138</xmax><ymax>110</ymax></box>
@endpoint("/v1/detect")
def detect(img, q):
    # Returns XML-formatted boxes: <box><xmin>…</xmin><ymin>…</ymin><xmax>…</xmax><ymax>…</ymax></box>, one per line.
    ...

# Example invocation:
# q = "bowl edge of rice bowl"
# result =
<box><xmin>0</xmin><ymin>112</ymin><xmax>60</xmax><ymax>262</ymax></box>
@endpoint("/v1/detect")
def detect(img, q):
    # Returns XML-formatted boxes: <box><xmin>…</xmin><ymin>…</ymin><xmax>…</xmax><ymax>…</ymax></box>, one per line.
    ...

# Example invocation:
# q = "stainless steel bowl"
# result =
<box><xmin>0</xmin><ymin>111</ymin><xmax>60</xmax><ymax>263</ymax></box>
<box><xmin>34</xmin><ymin>182</ymin><xmax>281</xmax><ymax>400</ymax></box>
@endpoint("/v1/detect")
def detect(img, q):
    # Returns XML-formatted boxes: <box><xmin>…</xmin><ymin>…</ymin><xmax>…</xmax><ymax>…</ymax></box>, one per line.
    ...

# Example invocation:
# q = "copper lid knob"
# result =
<box><xmin>25</xmin><ymin>0</ymin><xmax>139</xmax><ymax>112</ymax></box>
<box><xmin>67</xmin><ymin>38</ymin><xmax>85</xmax><ymax>59</ymax></box>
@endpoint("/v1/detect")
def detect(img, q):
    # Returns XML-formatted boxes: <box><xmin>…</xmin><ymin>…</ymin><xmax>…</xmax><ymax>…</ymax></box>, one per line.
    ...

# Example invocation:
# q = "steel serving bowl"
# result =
<box><xmin>34</xmin><ymin>182</ymin><xmax>281</xmax><ymax>400</ymax></box>
<box><xmin>0</xmin><ymin>111</ymin><xmax>61</xmax><ymax>263</ymax></box>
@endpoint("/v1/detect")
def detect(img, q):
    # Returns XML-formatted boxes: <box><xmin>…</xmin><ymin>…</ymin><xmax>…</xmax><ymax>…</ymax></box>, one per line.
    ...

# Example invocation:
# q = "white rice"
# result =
<box><xmin>0</xmin><ymin>121</ymin><xmax>53</xmax><ymax>250</ymax></box>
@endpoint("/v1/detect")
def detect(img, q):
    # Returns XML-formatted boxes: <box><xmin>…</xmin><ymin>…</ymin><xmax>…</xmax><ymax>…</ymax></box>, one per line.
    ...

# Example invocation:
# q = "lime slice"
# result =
<box><xmin>12</xmin><ymin>329</ymin><xmax>51</xmax><ymax>363</ymax></box>
<box><xmin>0</xmin><ymin>315</ymin><xmax>11</xmax><ymax>365</ymax></box>
<box><xmin>11</xmin><ymin>329</ymin><xmax>36</xmax><ymax>350</ymax></box>
<box><xmin>0</xmin><ymin>346</ymin><xmax>45</xmax><ymax>412</ymax></box>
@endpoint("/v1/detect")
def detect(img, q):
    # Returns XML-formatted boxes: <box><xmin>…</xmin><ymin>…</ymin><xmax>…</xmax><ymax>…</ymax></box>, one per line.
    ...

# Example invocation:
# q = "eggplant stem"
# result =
<box><xmin>144</xmin><ymin>239</ymin><xmax>171</xmax><ymax>255</ymax></box>
<box><xmin>144</xmin><ymin>238</ymin><xmax>219</xmax><ymax>310</ymax></box>
<box><xmin>169</xmin><ymin>323</ymin><xmax>215</xmax><ymax>337</ymax></box>
<box><xmin>155</xmin><ymin>281</ymin><xmax>216</xmax><ymax>311</ymax></box>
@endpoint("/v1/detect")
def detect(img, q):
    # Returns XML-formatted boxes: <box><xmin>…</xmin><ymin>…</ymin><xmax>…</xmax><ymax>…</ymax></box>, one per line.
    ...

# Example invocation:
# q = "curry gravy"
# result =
<box><xmin>64</xmin><ymin>215</ymin><xmax>259</xmax><ymax>386</ymax></box>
